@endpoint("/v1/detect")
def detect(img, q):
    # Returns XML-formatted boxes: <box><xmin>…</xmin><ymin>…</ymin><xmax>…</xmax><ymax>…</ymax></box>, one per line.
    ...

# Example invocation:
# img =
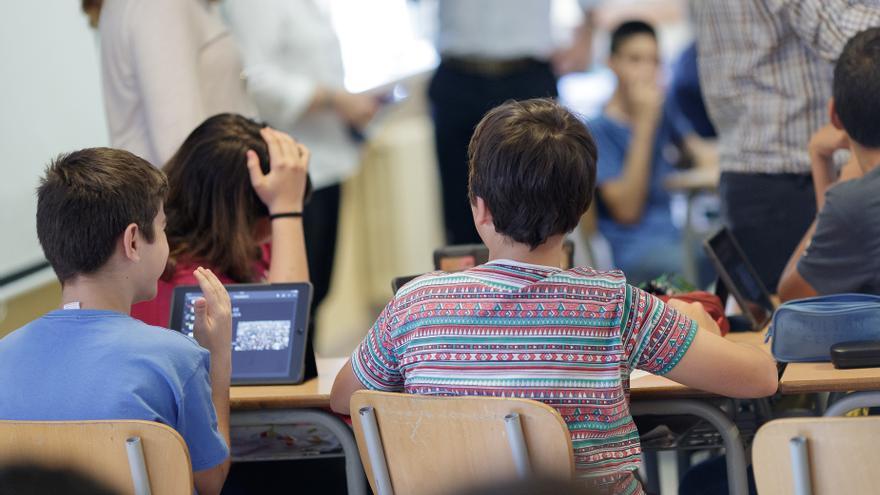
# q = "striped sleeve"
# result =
<box><xmin>350</xmin><ymin>301</ymin><xmax>404</xmax><ymax>391</ymax></box>
<box><xmin>619</xmin><ymin>285</ymin><xmax>698</xmax><ymax>375</ymax></box>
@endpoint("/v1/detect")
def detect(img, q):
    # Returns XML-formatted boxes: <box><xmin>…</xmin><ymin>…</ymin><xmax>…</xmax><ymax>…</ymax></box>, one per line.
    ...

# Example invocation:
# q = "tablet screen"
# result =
<box><xmin>706</xmin><ymin>229</ymin><xmax>775</xmax><ymax>328</ymax></box>
<box><xmin>179</xmin><ymin>288</ymin><xmax>301</xmax><ymax>380</ymax></box>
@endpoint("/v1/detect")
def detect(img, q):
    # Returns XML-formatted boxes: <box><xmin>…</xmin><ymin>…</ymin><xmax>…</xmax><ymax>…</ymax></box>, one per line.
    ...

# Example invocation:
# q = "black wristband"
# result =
<box><xmin>269</xmin><ymin>211</ymin><xmax>303</xmax><ymax>221</ymax></box>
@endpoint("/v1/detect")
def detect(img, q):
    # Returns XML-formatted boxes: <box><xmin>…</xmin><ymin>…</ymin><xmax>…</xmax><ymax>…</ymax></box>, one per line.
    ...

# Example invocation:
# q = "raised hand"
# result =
<box><xmin>246</xmin><ymin>127</ymin><xmax>310</xmax><ymax>214</ymax></box>
<box><xmin>191</xmin><ymin>267</ymin><xmax>233</xmax><ymax>354</ymax></box>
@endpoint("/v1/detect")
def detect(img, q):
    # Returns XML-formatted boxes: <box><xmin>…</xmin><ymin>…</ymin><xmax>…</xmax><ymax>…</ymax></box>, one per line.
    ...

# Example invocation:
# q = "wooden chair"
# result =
<box><xmin>753</xmin><ymin>416</ymin><xmax>880</xmax><ymax>495</ymax></box>
<box><xmin>350</xmin><ymin>390</ymin><xmax>575</xmax><ymax>495</ymax></box>
<box><xmin>0</xmin><ymin>420</ymin><xmax>193</xmax><ymax>495</ymax></box>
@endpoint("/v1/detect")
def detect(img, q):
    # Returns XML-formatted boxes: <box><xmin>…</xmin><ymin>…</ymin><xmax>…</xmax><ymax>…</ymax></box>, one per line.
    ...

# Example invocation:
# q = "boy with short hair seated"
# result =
<box><xmin>588</xmin><ymin>20</ymin><xmax>715</xmax><ymax>284</ymax></box>
<box><xmin>778</xmin><ymin>28</ymin><xmax>880</xmax><ymax>301</ymax></box>
<box><xmin>0</xmin><ymin>149</ymin><xmax>233</xmax><ymax>495</ymax></box>
<box><xmin>331</xmin><ymin>99</ymin><xmax>777</xmax><ymax>493</ymax></box>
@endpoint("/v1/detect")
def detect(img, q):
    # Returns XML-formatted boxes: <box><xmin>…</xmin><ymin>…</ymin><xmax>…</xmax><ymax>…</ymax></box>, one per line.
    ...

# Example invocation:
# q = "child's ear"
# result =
<box><xmin>472</xmin><ymin>196</ymin><xmax>494</xmax><ymax>227</ymax></box>
<box><xmin>829</xmin><ymin>98</ymin><xmax>845</xmax><ymax>130</ymax></box>
<box><xmin>122</xmin><ymin>223</ymin><xmax>141</xmax><ymax>262</ymax></box>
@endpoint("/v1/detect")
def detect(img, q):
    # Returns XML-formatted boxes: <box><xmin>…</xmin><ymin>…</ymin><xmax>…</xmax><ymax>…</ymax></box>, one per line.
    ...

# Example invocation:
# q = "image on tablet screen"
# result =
<box><xmin>181</xmin><ymin>289</ymin><xmax>299</xmax><ymax>379</ymax></box>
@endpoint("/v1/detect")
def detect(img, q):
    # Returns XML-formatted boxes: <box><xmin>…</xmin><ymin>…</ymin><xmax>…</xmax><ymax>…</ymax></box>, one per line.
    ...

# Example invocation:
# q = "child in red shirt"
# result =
<box><xmin>132</xmin><ymin>114</ymin><xmax>310</xmax><ymax>326</ymax></box>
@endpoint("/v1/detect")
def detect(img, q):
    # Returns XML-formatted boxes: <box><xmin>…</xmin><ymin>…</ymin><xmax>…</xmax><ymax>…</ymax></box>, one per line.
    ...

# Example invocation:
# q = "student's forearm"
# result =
<box><xmin>268</xmin><ymin>218</ymin><xmax>310</xmax><ymax>282</ymax></box>
<box><xmin>601</xmin><ymin>117</ymin><xmax>657</xmax><ymax>223</ymax></box>
<box><xmin>684</xmin><ymin>135</ymin><xmax>719</xmax><ymax>171</ymax></box>
<box><xmin>810</xmin><ymin>152</ymin><xmax>835</xmax><ymax>209</ymax></box>
<box><xmin>209</xmin><ymin>354</ymin><xmax>232</xmax><ymax>449</ymax></box>
<box><xmin>778</xmin><ymin>221</ymin><xmax>817</xmax><ymax>300</ymax></box>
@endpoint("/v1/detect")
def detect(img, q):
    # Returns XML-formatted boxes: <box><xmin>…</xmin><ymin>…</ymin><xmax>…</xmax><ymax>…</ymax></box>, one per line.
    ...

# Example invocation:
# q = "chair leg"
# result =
<box><xmin>676</xmin><ymin>449</ymin><xmax>692</xmax><ymax>480</ymax></box>
<box><xmin>358</xmin><ymin>406</ymin><xmax>395</xmax><ymax>495</ymax></box>
<box><xmin>125</xmin><ymin>436</ymin><xmax>151</xmax><ymax>495</ymax></box>
<box><xmin>504</xmin><ymin>413</ymin><xmax>532</xmax><ymax>479</ymax></box>
<box><xmin>641</xmin><ymin>450</ymin><xmax>661</xmax><ymax>494</ymax></box>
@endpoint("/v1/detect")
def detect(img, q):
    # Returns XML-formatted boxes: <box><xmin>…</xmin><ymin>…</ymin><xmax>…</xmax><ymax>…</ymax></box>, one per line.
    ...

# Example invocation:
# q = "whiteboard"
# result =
<box><xmin>0</xmin><ymin>2</ymin><xmax>108</xmax><ymax>285</ymax></box>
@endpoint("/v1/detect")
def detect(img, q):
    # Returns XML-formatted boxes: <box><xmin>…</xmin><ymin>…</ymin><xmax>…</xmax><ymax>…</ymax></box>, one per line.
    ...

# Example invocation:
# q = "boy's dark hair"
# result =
<box><xmin>834</xmin><ymin>27</ymin><xmax>880</xmax><ymax>147</ymax></box>
<box><xmin>610</xmin><ymin>20</ymin><xmax>656</xmax><ymax>54</ymax></box>
<box><xmin>468</xmin><ymin>98</ymin><xmax>597</xmax><ymax>249</ymax></box>
<box><xmin>37</xmin><ymin>148</ymin><xmax>167</xmax><ymax>283</ymax></box>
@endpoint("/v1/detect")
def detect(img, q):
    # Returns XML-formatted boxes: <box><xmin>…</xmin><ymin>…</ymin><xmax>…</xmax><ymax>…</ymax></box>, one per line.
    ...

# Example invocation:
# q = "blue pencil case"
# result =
<box><xmin>767</xmin><ymin>293</ymin><xmax>880</xmax><ymax>362</ymax></box>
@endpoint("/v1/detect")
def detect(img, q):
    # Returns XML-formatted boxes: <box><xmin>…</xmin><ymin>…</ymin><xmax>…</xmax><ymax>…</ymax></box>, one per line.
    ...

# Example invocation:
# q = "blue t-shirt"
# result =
<box><xmin>669</xmin><ymin>43</ymin><xmax>717</xmax><ymax>139</ymax></box>
<box><xmin>587</xmin><ymin>106</ymin><xmax>690</xmax><ymax>270</ymax></box>
<box><xmin>0</xmin><ymin>309</ymin><xmax>228</xmax><ymax>471</ymax></box>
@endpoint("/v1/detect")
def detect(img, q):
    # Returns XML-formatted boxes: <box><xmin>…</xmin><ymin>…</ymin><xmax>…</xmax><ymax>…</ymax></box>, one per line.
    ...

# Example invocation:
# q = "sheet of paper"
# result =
<box><xmin>630</xmin><ymin>369</ymin><xmax>652</xmax><ymax>381</ymax></box>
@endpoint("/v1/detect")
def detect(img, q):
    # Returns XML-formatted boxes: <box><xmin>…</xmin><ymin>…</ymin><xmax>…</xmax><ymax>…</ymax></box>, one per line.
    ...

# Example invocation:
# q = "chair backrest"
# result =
<box><xmin>0</xmin><ymin>420</ymin><xmax>193</xmax><ymax>495</ymax></box>
<box><xmin>753</xmin><ymin>416</ymin><xmax>880</xmax><ymax>495</ymax></box>
<box><xmin>350</xmin><ymin>390</ymin><xmax>575</xmax><ymax>495</ymax></box>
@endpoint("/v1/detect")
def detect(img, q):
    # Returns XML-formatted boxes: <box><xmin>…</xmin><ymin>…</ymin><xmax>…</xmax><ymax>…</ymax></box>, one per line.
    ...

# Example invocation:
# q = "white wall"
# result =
<box><xmin>0</xmin><ymin>1</ymin><xmax>108</xmax><ymax>284</ymax></box>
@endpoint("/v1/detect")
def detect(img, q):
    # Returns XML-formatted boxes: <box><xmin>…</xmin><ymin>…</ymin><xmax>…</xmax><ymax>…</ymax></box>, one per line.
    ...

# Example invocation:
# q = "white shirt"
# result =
<box><xmin>223</xmin><ymin>0</ymin><xmax>360</xmax><ymax>190</ymax></box>
<box><xmin>99</xmin><ymin>0</ymin><xmax>255</xmax><ymax>167</ymax></box>
<box><xmin>437</xmin><ymin>0</ymin><xmax>597</xmax><ymax>60</ymax></box>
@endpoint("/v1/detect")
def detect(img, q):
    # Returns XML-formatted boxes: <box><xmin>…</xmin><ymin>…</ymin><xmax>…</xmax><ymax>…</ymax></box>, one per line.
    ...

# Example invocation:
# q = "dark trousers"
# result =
<box><xmin>303</xmin><ymin>183</ymin><xmax>340</xmax><ymax>311</ymax></box>
<box><xmin>301</xmin><ymin>184</ymin><xmax>340</xmax><ymax>378</ymax></box>
<box><xmin>719</xmin><ymin>172</ymin><xmax>816</xmax><ymax>292</ymax></box>
<box><xmin>428</xmin><ymin>60</ymin><xmax>558</xmax><ymax>245</ymax></box>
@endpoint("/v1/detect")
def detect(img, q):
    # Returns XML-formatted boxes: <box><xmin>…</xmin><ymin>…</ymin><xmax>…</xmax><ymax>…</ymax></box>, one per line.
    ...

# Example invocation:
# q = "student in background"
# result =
<box><xmin>331</xmin><ymin>98</ymin><xmax>777</xmax><ymax>493</ymax></box>
<box><xmin>588</xmin><ymin>21</ymin><xmax>714</xmax><ymax>284</ymax></box>
<box><xmin>223</xmin><ymin>0</ymin><xmax>379</xmax><ymax>321</ymax></box>
<box><xmin>692</xmin><ymin>0</ymin><xmax>880</xmax><ymax>292</ymax></box>
<box><xmin>131</xmin><ymin>114</ymin><xmax>310</xmax><ymax>327</ymax></box>
<box><xmin>778</xmin><ymin>28</ymin><xmax>880</xmax><ymax>301</ymax></box>
<box><xmin>86</xmin><ymin>0</ymin><xmax>255</xmax><ymax>167</ymax></box>
<box><xmin>0</xmin><ymin>148</ymin><xmax>233</xmax><ymax>495</ymax></box>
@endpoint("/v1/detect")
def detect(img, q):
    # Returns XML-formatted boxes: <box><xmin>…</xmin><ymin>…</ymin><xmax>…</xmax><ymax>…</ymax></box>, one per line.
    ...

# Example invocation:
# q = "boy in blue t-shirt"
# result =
<box><xmin>0</xmin><ymin>148</ymin><xmax>233</xmax><ymax>495</ymax></box>
<box><xmin>588</xmin><ymin>21</ymin><xmax>715</xmax><ymax>284</ymax></box>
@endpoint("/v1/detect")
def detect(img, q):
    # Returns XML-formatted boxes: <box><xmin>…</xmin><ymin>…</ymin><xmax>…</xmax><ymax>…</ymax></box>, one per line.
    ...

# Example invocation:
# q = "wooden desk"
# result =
<box><xmin>230</xmin><ymin>358</ymin><xmax>344</xmax><ymax>410</ymax></box>
<box><xmin>229</xmin><ymin>358</ymin><xmax>367</xmax><ymax>495</ymax></box>
<box><xmin>780</xmin><ymin>362</ymin><xmax>880</xmax><ymax>394</ymax></box>
<box><xmin>630</xmin><ymin>330</ymin><xmax>770</xmax><ymax>399</ymax></box>
<box><xmin>780</xmin><ymin>361</ymin><xmax>880</xmax><ymax>417</ymax></box>
<box><xmin>628</xmin><ymin>329</ymin><xmax>770</xmax><ymax>495</ymax></box>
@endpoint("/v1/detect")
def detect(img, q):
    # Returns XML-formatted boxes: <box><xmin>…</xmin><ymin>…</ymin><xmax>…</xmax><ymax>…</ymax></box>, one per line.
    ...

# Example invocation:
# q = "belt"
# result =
<box><xmin>441</xmin><ymin>56</ymin><xmax>543</xmax><ymax>77</ymax></box>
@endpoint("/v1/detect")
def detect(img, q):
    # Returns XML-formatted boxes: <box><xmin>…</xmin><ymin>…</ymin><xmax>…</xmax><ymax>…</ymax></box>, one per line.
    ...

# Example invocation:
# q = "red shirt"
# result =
<box><xmin>132</xmin><ymin>245</ymin><xmax>271</xmax><ymax>327</ymax></box>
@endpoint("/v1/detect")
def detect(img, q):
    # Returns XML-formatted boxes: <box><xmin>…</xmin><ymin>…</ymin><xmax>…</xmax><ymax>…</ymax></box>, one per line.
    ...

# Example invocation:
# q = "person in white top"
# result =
<box><xmin>223</xmin><ymin>0</ymin><xmax>379</xmax><ymax>315</ymax></box>
<box><xmin>90</xmin><ymin>0</ymin><xmax>255</xmax><ymax>167</ymax></box>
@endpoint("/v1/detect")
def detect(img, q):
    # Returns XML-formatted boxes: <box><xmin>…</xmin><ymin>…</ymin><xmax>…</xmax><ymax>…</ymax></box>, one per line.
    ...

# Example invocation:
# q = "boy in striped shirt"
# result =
<box><xmin>331</xmin><ymin>98</ymin><xmax>776</xmax><ymax>494</ymax></box>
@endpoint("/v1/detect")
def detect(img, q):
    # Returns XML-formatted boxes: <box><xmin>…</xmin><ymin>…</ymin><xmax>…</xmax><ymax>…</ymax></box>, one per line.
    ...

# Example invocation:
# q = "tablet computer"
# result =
<box><xmin>169</xmin><ymin>283</ymin><xmax>312</xmax><ymax>385</ymax></box>
<box><xmin>703</xmin><ymin>228</ymin><xmax>775</xmax><ymax>330</ymax></box>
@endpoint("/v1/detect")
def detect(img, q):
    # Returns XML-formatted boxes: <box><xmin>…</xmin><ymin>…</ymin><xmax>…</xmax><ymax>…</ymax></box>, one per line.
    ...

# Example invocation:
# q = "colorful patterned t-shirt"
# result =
<box><xmin>351</xmin><ymin>260</ymin><xmax>698</xmax><ymax>494</ymax></box>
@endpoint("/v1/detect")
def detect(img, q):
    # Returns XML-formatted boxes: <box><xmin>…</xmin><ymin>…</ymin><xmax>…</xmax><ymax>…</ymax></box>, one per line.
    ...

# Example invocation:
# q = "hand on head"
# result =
<box><xmin>246</xmin><ymin>128</ymin><xmax>310</xmax><ymax>214</ymax></box>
